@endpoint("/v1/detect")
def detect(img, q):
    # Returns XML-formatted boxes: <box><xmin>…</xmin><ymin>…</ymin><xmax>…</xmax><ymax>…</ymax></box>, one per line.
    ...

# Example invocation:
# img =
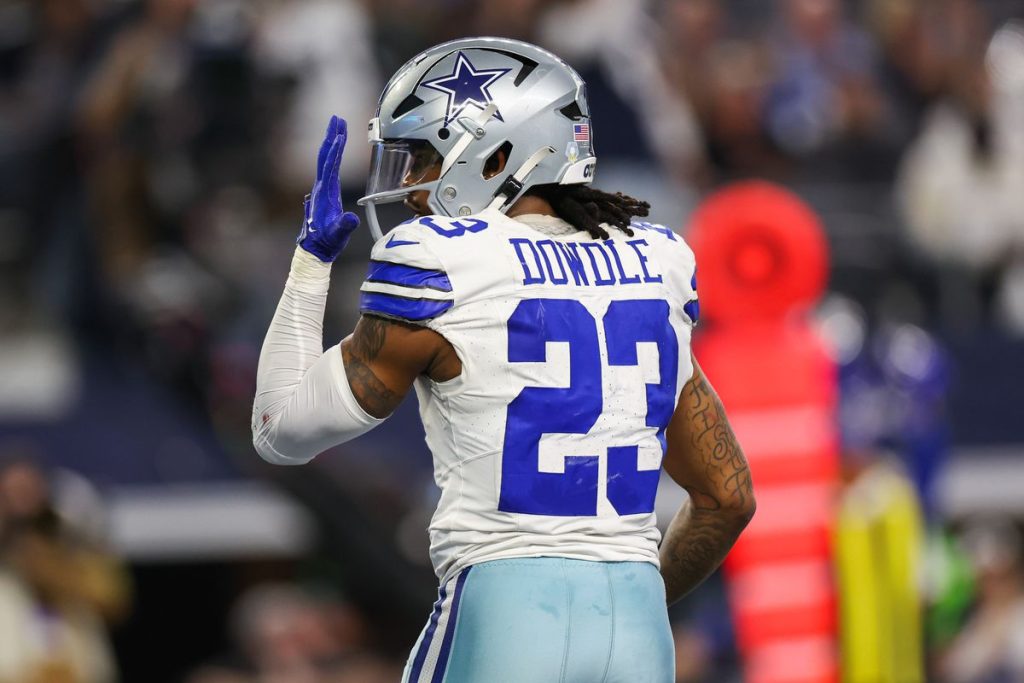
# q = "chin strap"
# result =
<box><xmin>487</xmin><ymin>145</ymin><xmax>557</xmax><ymax>212</ymax></box>
<box><xmin>440</xmin><ymin>104</ymin><xmax>498</xmax><ymax>178</ymax></box>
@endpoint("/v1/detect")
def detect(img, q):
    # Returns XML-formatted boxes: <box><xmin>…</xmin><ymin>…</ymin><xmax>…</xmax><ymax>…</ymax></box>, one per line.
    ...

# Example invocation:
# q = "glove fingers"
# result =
<box><xmin>322</xmin><ymin>135</ymin><xmax>344</xmax><ymax>210</ymax></box>
<box><xmin>315</xmin><ymin>115</ymin><xmax>341</xmax><ymax>183</ymax></box>
<box><xmin>335</xmin><ymin>118</ymin><xmax>348</xmax><ymax>154</ymax></box>
<box><xmin>299</xmin><ymin>117</ymin><xmax>355</xmax><ymax>262</ymax></box>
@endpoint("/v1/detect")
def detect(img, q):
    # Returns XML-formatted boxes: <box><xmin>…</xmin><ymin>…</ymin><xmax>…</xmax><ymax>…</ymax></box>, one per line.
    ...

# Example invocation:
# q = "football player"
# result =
<box><xmin>252</xmin><ymin>37</ymin><xmax>754</xmax><ymax>682</ymax></box>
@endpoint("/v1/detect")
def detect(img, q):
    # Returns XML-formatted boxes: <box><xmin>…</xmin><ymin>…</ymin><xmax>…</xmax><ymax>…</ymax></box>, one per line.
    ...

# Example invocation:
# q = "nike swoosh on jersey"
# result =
<box><xmin>386</xmin><ymin>235</ymin><xmax>420</xmax><ymax>248</ymax></box>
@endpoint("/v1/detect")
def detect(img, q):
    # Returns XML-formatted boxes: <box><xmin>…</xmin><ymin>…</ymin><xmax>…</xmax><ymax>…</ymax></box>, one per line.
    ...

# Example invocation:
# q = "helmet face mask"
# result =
<box><xmin>357</xmin><ymin>37</ymin><xmax>597</xmax><ymax>240</ymax></box>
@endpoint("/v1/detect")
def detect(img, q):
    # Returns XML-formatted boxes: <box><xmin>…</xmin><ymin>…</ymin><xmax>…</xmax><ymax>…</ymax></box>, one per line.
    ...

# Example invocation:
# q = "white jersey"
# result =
<box><xmin>359</xmin><ymin>208</ymin><xmax>699</xmax><ymax>581</ymax></box>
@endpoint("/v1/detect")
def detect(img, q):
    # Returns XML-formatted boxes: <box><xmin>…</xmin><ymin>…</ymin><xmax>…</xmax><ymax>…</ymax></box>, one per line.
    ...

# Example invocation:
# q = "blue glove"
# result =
<box><xmin>297</xmin><ymin>115</ymin><xmax>360</xmax><ymax>262</ymax></box>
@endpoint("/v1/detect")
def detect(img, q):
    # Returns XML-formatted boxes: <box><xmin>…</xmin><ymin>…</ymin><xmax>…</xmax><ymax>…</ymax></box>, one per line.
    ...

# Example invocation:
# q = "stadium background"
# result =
<box><xmin>1</xmin><ymin>0</ymin><xmax>1024</xmax><ymax>681</ymax></box>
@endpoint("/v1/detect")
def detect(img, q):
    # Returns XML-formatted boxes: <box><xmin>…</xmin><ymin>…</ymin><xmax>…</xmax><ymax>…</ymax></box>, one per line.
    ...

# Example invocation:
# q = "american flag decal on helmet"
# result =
<box><xmin>573</xmin><ymin>123</ymin><xmax>590</xmax><ymax>142</ymax></box>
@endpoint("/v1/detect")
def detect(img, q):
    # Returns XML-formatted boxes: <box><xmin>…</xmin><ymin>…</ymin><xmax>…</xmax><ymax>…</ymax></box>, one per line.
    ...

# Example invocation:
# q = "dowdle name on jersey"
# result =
<box><xmin>509</xmin><ymin>236</ymin><xmax>663</xmax><ymax>288</ymax></box>
<box><xmin>356</xmin><ymin>208</ymin><xmax>699</xmax><ymax>582</ymax></box>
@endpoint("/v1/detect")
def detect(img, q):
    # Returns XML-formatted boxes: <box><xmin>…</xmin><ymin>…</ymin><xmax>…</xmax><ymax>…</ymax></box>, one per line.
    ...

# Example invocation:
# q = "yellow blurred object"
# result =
<box><xmin>27</xmin><ymin>660</ymin><xmax>79</xmax><ymax>683</ymax></box>
<box><xmin>0</xmin><ymin>568</ymin><xmax>117</xmax><ymax>683</ymax></box>
<box><xmin>12</xmin><ymin>533</ymin><xmax>132</xmax><ymax>622</ymax></box>
<box><xmin>836</xmin><ymin>460</ymin><xmax>925</xmax><ymax>683</ymax></box>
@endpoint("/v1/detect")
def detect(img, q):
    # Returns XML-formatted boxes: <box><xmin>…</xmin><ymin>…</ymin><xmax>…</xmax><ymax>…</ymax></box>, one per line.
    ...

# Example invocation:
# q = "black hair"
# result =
<box><xmin>527</xmin><ymin>184</ymin><xmax>650</xmax><ymax>240</ymax></box>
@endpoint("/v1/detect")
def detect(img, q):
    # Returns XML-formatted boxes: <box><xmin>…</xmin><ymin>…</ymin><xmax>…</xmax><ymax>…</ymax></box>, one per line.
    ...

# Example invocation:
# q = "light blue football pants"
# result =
<box><xmin>401</xmin><ymin>557</ymin><xmax>675</xmax><ymax>683</ymax></box>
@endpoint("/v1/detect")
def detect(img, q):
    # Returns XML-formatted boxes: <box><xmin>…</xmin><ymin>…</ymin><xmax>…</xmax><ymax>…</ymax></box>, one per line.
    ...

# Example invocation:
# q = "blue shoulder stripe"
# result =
<box><xmin>360</xmin><ymin>291</ymin><xmax>453</xmax><ymax>322</ymax></box>
<box><xmin>684</xmin><ymin>270</ymin><xmax>699</xmax><ymax>323</ymax></box>
<box><xmin>366</xmin><ymin>260</ymin><xmax>452</xmax><ymax>292</ymax></box>
<box><xmin>684</xmin><ymin>299</ymin><xmax>700</xmax><ymax>324</ymax></box>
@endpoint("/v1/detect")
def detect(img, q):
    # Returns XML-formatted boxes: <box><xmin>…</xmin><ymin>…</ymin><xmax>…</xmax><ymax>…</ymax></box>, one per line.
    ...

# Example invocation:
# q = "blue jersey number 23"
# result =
<box><xmin>498</xmin><ymin>298</ymin><xmax>679</xmax><ymax>517</ymax></box>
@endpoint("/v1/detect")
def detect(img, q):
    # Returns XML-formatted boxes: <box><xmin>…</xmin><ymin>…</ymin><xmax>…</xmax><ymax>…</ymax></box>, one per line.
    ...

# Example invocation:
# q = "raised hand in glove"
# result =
<box><xmin>297</xmin><ymin>115</ymin><xmax>361</xmax><ymax>262</ymax></box>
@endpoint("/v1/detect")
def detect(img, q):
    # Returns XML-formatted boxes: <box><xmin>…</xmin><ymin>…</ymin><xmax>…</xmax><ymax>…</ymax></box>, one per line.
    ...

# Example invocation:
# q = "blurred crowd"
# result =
<box><xmin>941</xmin><ymin>520</ymin><xmax>1024</xmax><ymax>683</ymax></box>
<box><xmin>2</xmin><ymin>0</ymin><xmax>1023</xmax><ymax>431</ymax></box>
<box><xmin>0</xmin><ymin>450</ymin><xmax>128</xmax><ymax>682</ymax></box>
<box><xmin>184</xmin><ymin>583</ymin><xmax>400</xmax><ymax>683</ymax></box>
<box><xmin>2</xmin><ymin>0</ymin><xmax>1024</xmax><ymax>681</ymax></box>
<box><xmin>3</xmin><ymin>0</ymin><xmax>1023</xmax><ymax>417</ymax></box>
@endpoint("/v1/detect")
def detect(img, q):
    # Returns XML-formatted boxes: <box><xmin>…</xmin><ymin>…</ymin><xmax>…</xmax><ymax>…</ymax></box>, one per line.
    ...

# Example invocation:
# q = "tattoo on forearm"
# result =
<box><xmin>660</xmin><ymin>501</ymin><xmax>747</xmax><ymax>605</ymax></box>
<box><xmin>660</xmin><ymin>371</ymin><xmax>754</xmax><ymax>604</ymax></box>
<box><xmin>342</xmin><ymin>317</ymin><xmax>399</xmax><ymax>418</ymax></box>
<box><xmin>683</xmin><ymin>374</ymin><xmax>753</xmax><ymax>512</ymax></box>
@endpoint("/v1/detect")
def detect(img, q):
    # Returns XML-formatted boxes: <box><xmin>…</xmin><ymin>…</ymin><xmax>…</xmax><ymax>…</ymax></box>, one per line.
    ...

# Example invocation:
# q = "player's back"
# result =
<box><xmin>359</xmin><ymin>207</ymin><xmax>699</xmax><ymax>583</ymax></box>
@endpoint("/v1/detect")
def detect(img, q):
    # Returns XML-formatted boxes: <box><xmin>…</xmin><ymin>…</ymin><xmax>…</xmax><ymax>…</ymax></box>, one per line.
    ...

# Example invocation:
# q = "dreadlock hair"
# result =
<box><xmin>526</xmin><ymin>184</ymin><xmax>651</xmax><ymax>240</ymax></box>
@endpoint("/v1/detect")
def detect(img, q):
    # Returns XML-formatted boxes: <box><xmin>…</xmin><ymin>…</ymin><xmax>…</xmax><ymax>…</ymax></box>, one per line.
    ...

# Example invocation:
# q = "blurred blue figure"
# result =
<box><xmin>838</xmin><ymin>320</ymin><xmax>950</xmax><ymax>518</ymax></box>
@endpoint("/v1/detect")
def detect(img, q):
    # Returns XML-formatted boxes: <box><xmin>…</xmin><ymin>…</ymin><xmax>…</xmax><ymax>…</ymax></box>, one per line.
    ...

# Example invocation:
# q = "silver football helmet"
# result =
<box><xmin>357</xmin><ymin>37</ymin><xmax>596</xmax><ymax>240</ymax></box>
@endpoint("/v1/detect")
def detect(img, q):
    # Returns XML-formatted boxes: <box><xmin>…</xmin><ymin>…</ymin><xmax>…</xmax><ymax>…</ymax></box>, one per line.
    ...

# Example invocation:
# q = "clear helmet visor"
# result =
<box><xmin>363</xmin><ymin>139</ymin><xmax>443</xmax><ymax>198</ymax></box>
<box><xmin>358</xmin><ymin>138</ymin><xmax>444</xmax><ymax>241</ymax></box>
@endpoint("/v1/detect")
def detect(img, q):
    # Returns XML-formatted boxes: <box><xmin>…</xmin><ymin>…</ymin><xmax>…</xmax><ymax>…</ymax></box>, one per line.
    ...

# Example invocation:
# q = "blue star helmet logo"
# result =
<box><xmin>421</xmin><ymin>51</ymin><xmax>511</xmax><ymax>126</ymax></box>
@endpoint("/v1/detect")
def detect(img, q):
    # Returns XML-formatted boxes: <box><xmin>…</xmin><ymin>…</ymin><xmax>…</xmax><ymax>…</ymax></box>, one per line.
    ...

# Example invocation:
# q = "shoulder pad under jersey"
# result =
<box><xmin>631</xmin><ymin>220</ymin><xmax>699</xmax><ymax>326</ymax></box>
<box><xmin>359</xmin><ymin>219</ymin><xmax>456</xmax><ymax>324</ymax></box>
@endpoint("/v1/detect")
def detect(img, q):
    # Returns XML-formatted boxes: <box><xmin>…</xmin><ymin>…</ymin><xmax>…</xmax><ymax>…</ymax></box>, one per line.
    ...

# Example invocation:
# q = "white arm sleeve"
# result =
<box><xmin>252</xmin><ymin>248</ymin><xmax>385</xmax><ymax>465</ymax></box>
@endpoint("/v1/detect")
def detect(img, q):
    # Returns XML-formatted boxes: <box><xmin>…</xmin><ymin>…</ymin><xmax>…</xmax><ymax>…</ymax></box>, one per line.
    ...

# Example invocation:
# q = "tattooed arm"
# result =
<box><xmin>340</xmin><ymin>315</ymin><xmax>460</xmax><ymax>418</ymax></box>
<box><xmin>252</xmin><ymin>116</ymin><xmax>462</xmax><ymax>463</ymax></box>
<box><xmin>251</xmin><ymin>249</ymin><xmax>459</xmax><ymax>463</ymax></box>
<box><xmin>659</xmin><ymin>355</ymin><xmax>755</xmax><ymax>604</ymax></box>
<box><xmin>252</xmin><ymin>310</ymin><xmax>458</xmax><ymax>464</ymax></box>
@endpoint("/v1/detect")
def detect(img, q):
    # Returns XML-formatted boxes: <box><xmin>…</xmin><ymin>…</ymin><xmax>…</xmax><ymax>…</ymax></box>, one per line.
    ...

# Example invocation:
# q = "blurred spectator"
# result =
<box><xmin>77</xmin><ymin>0</ymin><xmax>201</xmax><ymax>287</ymax></box>
<box><xmin>0</xmin><ymin>451</ymin><xmax>129</xmax><ymax>683</ymax></box>
<box><xmin>657</xmin><ymin>0</ymin><xmax>778</xmax><ymax>184</ymax></box>
<box><xmin>187</xmin><ymin>583</ymin><xmax>399</xmax><ymax>683</ymax></box>
<box><xmin>763</xmin><ymin>0</ymin><xmax>892</xmax><ymax>180</ymax></box>
<box><xmin>940</xmin><ymin>520</ymin><xmax>1024</xmax><ymax>683</ymax></box>
<box><xmin>896</xmin><ymin>11</ymin><xmax>1024</xmax><ymax>334</ymax></box>
<box><xmin>867</xmin><ymin>0</ymin><xmax>947</xmax><ymax>141</ymax></box>
<box><xmin>0</xmin><ymin>0</ymin><xmax>101</xmax><ymax>326</ymax></box>
<box><xmin>252</xmin><ymin>0</ymin><xmax>379</xmax><ymax>191</ymax></box>
<box><xmin>75</xmin><ymin>0</ymin><xmax>275</xmax><ymax>406</ymax></box>
<box><xmin>536</xmin><ymin>0</ymin><xmax>703</xmax><ymax>215</ymax></box>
